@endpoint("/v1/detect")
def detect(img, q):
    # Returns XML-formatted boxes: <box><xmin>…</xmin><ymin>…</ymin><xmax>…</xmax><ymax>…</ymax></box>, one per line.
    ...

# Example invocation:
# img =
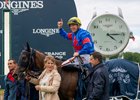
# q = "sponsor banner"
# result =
<box><xmin>45</xmin><ymin>51</ymin><xmax>66</xmax><ymax>59</ymax></box>
<box><xmin>10</xmin><ymin>0</ymin><xmax>77</xmax><ymax>60</ymax></box>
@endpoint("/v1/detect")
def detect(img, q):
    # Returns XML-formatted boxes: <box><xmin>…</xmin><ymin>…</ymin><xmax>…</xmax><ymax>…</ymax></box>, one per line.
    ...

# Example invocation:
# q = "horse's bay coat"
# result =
<box><xmin>17</xmin><ymin>47</ymin><xmax>79</xmax><ymax>100</ymax></box>
<box><xmin>30</xmin><ymin>69</ymin><xmax>61</xmax><ymax>100</ymax></box>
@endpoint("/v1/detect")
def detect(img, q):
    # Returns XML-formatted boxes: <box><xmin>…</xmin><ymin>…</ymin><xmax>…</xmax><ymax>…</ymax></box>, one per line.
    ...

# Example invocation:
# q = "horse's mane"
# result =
<box><xmin>34</xmin><ymin>49</ymin><xmax>77</xmax><ymax>72</ymax></box>
<box><xmin>34</xmin><ymin>49</ymin><xmax>64</xmax><ymax>68</ymax></box>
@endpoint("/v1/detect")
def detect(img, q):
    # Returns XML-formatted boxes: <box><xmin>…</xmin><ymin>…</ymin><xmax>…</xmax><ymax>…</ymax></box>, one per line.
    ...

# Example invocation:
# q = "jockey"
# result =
<box><xmin>57</xmin><ymin>17</ymin><xmax>94</xmax><ymax>67</ymax></box>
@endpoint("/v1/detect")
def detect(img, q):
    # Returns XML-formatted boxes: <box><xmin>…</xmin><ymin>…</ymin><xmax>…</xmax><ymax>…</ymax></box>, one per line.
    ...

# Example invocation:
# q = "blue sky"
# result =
<box><xmin>75</xmin><ymin>0</ymin><xmax>140</xmax><ymax>53</ymax></box>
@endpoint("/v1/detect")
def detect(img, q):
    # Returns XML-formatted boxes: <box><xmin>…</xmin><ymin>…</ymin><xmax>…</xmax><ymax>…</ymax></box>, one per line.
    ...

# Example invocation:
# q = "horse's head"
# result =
<box><xmin>13</xmin><ymin>42</ymin><xmax>64</xmax><ymax>80</ymax></box>
<box><xmin>18</xmin><ymin>43</ymin><xmax>35</xmax><ymax>72</ymax></box>
<box><xmin>13</xmin><ymin>43</ymin><xmax>39</xmax><ymax>80</ymax></box>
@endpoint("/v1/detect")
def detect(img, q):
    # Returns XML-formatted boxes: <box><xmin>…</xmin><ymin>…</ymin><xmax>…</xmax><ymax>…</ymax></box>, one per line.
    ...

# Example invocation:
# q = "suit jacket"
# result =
<box><xmin>4</xmin><ymin>72</ymin><xmax>17</xmax><ymax>100</ymax></box>
<box><xmin>85</xmin><ymin>63</ymin><xmax>109</xmax><ymax>100</ymax></box>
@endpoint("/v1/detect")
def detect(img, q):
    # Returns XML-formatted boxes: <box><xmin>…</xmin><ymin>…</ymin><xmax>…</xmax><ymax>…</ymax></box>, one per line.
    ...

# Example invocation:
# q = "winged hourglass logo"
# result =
<box><xmin>0</xmin><ymin>1</ymin><xmax>44</xmax><ymax>15</ymax></box>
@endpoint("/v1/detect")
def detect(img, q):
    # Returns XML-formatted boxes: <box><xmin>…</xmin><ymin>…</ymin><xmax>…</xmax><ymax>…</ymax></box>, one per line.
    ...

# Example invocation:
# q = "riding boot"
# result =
<box><xmin>82</xmin><ymin>64</ymin><xmax>91</xmax><ymax>79</ymax></box>
<box><xmin>83</xmin><ymin>67</ymin><xmax>89</xmax><ymax>76</ymax></box>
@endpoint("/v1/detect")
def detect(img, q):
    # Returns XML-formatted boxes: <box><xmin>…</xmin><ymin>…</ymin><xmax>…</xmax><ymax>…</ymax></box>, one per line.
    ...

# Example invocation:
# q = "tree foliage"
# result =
<box><xmin>105</xmin><ymin>52</ymin><xmax>140</xmax><ymax>64</ymax></box>
<box><xmin>123</xmin><ymin>52</ymin><xmax>140</xmax><ymax>64</ymax></box>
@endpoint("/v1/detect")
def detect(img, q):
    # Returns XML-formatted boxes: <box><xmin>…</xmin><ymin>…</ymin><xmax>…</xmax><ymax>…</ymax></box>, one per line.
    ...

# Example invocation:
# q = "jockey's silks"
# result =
<box><xmin>59</xmin><ymin>28</ymin><xmax>94</xmax><ymax>55</ymax></box>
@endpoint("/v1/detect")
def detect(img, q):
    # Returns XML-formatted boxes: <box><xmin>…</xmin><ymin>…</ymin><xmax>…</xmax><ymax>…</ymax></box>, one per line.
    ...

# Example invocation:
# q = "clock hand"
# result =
<box><xmin>108</xmin><ymin>32</ymin><xmax>125</xmax><ymax>36</ymax></box>
<box><xmin>108</xmin><ymin>33</ymin><xmax>121</xmax><ymax>35</ymax></box>
<box><xmin>107</xmin><ymin>33</ymin><xmax>117</xmax><ymax>41</ymax></box>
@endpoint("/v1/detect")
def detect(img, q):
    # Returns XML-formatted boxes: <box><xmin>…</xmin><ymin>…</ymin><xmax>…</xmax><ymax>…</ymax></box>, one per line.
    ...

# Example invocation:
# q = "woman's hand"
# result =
<box><xmin>25</xmin><ymin>75</ymin><xmax>31</xmax><ymax>81</ymax></box>
<box><xmin>35</xmin><ymin>85</ymin><xmax>41</xmax><ymax>91</ymax></box>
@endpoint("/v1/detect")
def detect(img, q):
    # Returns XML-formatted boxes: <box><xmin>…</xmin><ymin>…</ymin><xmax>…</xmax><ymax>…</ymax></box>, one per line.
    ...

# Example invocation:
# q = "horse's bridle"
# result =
<box><xmin>26</xmin><ymin>49</ymin><xmax>36</xmax><ymax>71</ymax></box>
<box><xmin>18</xmin><ymin>49</ymin><xmax>36</xmax><ymax>78</ymax></box>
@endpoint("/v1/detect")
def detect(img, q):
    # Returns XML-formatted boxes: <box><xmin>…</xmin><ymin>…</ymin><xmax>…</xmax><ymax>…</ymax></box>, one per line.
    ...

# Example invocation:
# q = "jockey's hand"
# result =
<box><xmin>57</xmin><ymin>19</ymin><xmax>63</xmax><ymax>29</ymax></box>
<box><xmin>73</xmin><ymin>52</ymin><xmax>79</xmax><ymax>57</ymax></box>
<box><xmin>69</xmin><ymin>57</ymin><xmax>75</xmax><ymax>63</ymax></box>
<box><xmin>35</xmin><ymin>85</ymin><xmax>41</xmax><ymax>91</ymax></box>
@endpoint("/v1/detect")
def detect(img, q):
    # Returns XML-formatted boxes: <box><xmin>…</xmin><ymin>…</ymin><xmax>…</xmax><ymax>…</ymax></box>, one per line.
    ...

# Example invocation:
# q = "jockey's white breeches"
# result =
<box><xmin>62</xmin><ymin>54</ymin><xmax>90</xmax><ymax>66</ymax></box>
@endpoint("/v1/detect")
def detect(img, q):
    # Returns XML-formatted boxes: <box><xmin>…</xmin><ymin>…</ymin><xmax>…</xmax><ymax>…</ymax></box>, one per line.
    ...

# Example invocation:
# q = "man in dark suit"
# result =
<box><xmin>85</xmin><ymin>52</ymin><xmax>109</xmax><ymax>100</ymax></box>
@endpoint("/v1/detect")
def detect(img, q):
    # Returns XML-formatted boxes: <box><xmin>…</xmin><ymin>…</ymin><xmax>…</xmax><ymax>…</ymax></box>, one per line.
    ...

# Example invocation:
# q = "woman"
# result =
<box><xmin>28</xmin><ymin>55</ymin><xmax>61</xmax><ymax>100</ymax></box>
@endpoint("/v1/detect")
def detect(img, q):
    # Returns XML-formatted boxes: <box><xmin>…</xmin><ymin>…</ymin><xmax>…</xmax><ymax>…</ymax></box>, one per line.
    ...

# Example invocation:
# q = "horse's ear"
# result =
<box><xmin>26</xmin><ymin>42</ymin><xmax>30</xmax><ymax>52</ymax></box>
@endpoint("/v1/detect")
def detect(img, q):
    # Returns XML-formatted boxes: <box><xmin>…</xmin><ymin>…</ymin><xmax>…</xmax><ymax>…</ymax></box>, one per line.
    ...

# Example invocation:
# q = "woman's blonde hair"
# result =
<box><xmin>44</xmin><ymin>55</ymin><xmax>56</xmax><ymax>64</ymax></box>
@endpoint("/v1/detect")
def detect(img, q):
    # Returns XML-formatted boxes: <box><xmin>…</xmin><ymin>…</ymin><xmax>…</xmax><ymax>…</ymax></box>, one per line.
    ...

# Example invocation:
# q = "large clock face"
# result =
<box><xmin>87</xmin><ymin>14</ymin><xmax>130</xmax><ymax>56</ymax></box>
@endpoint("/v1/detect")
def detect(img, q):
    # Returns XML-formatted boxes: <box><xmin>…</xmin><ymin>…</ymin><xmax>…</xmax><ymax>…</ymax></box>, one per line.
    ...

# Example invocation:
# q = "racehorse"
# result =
<box><xmin>14</xmin><ymin>43</ymin><xmax>140</xmax><ymax>100</ymax></box>
<box><xmin>14</xmin><ymin>43</ymin><xmax>79</xmax><ymax>100</ymax></box>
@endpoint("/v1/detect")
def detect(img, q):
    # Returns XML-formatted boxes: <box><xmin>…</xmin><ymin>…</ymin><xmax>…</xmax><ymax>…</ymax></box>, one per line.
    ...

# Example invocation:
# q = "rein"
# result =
<box><xmin>61</xmin><ymin>57</ymin><xmax>76</xmax><ymax>67</ymax></box>
<box><xmin>21</xmin><ymin>49</ymin><xmax>36</xmax><ymax>77</ymax></box>
<box><xmin>61</xmin><ymin>56</ymin><xmax>84</xmax><ymax>73</ymax></box>
<box><xmin>17</xmin><ymin>49</ymin><xmax>36</xmax><ymax>100</ymax></box>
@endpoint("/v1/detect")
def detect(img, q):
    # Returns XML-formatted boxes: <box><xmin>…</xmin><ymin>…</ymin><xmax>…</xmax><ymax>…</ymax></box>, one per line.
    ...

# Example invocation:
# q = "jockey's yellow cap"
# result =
<box><xmin>67</xmin><ymin>17</ymin><xmax>82</xmax><ymax>26</ymax></box>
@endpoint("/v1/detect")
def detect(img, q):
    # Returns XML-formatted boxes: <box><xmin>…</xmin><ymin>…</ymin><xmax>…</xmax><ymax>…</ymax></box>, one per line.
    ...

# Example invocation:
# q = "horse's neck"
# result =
<box><xmin>55</xmin><ymin>59</ymin><xmax>63</xmax><ymax>67</ymax></box>
<box><xmin>35</xmin><ymin>51</ymin><xmax>45</xmax><ymax>69</ymax></box>
<box><xmin>35</xmin><ymin>50</ymin><xmax>63</xmax><ymax>69</ymax></box>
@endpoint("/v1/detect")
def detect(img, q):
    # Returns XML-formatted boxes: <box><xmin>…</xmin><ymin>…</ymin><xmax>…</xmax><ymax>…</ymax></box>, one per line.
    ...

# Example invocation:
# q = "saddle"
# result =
<box><xmin>61</xmin><ymin>56</ymin><xmax>90</xmax><ymax>80</ymax></box>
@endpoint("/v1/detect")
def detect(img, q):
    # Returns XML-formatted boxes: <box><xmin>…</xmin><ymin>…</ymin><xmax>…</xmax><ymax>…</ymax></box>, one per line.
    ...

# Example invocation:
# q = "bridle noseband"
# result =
<box><xmin>18</xmin><ymin>49</ymin><xmax>36</xmax><ymax>78</ymax></box>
